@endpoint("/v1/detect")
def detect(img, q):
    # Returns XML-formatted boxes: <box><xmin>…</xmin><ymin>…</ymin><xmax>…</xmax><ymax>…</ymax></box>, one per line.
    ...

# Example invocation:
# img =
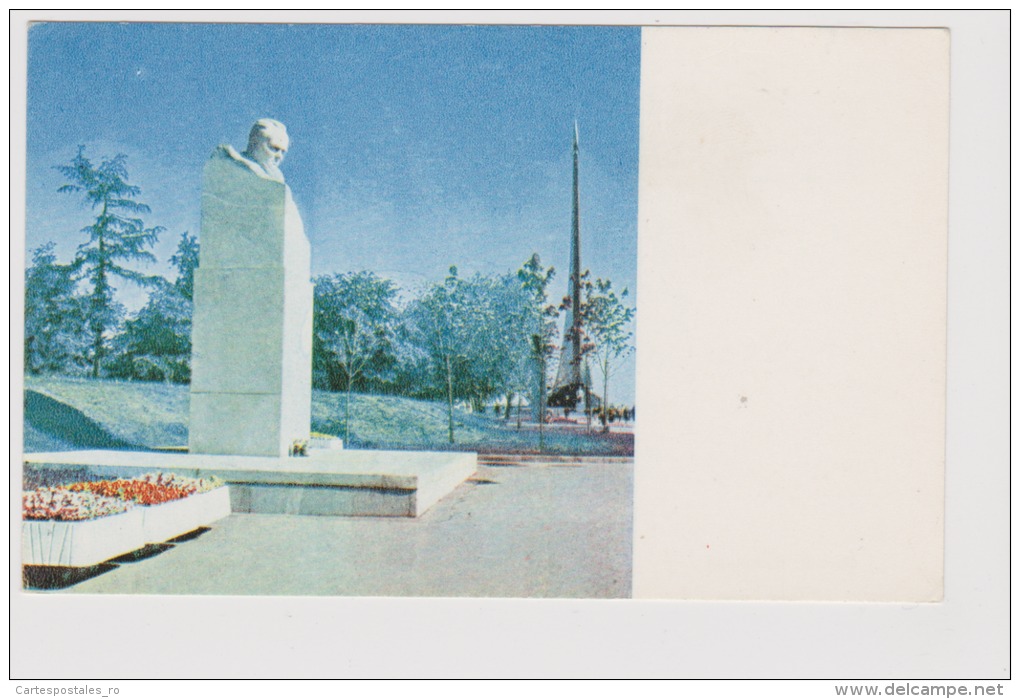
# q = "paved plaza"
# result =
<box><xmin>39</xmin><ymin>458</ymin><xmax>632</xmax><ymax>598</ymax></box>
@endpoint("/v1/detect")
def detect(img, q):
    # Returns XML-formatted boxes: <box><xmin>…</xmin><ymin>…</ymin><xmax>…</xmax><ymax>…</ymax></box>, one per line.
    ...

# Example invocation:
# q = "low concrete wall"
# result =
<box><xmin>24</xmin><ymin>449</ymin><xmax>477</xmax><ymax>518</ymax></box>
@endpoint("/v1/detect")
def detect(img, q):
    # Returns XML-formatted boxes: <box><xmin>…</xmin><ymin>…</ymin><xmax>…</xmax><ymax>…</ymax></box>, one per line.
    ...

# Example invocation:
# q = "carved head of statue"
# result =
<box><xmin>243</xmin><ymin>119</ymin><xmax>289</xmax><ymax>182</ymax></box>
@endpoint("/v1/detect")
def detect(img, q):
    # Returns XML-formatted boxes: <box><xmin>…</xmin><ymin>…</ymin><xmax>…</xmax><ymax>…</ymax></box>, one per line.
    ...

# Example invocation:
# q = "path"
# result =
<box><xmin>36</xmin><ymin>456</ymin><xmax>633</xmax><ymax>598</ymax></box>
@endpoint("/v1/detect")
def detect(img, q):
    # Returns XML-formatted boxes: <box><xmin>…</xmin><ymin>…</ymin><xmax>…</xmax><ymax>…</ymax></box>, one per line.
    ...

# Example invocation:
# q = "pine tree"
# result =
<box><xmin>24</xmin><ymin>242</ymin><xmax>88</xmax><ymax>374</ymax></box>
<box><xmin>56</xmin><ymin>147</ymin><xmax>164</xmax><ymax>377</ymax></box>
<box><xmin>107</xmin><ymin>233</ymin><xmax>199</xmax><ymax>384</ymax></box>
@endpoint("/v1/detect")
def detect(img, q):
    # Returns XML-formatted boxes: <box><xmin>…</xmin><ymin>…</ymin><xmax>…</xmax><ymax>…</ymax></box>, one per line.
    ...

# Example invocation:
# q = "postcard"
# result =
<box><xmin>12</xmin><ymin>14</ymin><xmax>985</xmax><ymax>680</ymax></box>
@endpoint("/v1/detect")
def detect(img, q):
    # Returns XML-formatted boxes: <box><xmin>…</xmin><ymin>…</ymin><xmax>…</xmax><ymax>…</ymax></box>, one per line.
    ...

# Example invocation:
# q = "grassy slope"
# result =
<box><xmin>23</xmin><ymin>376</ymin><xmax>633</xmax><ymax>456</ymax></box>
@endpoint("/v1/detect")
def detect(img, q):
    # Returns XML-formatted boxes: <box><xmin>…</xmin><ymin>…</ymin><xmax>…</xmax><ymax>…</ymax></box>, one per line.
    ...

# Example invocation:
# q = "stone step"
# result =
<box><xmin>478</xmin><ymin>454</ymin><xmax>634</xmax><ymax>465</ymax></box>
<box><xmin>23</xmin><ymin>449</ymin><xmax>477</xmax><ymax>518</ymax></box>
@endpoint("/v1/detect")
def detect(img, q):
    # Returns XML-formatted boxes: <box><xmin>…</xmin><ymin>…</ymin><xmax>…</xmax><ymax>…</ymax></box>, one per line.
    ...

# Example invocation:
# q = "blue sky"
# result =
<box><xmin>26</xmin><ymin>22</ymin><xmax>640</xmax><ymax>402</ymax></box>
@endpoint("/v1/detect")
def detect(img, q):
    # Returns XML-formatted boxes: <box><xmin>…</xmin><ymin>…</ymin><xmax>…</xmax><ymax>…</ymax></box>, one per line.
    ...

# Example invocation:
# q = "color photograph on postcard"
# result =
<box><xmin>20</xmin><ymin>23</ymin><xmax>639</xmax><ymax>596</ymax></box>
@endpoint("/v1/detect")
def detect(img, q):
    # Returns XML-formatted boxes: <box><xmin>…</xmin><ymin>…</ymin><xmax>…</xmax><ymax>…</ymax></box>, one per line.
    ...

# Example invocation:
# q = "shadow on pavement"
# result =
<box><xmin>23</xmin><ymin>563</ymin><xmax>119</xmax><ymax>590</ymax></box>
<box><xmin>22</xmin><ymin>528</ymin><xmax>212</xmax><ymax>590</ymax></box>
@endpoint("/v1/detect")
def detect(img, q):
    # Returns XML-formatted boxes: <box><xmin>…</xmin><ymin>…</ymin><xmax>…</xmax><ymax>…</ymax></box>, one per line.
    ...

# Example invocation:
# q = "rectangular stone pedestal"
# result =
<box><xmin>188</xmin><ymin>147</ymin><xmax>313</xmax><ymax>457</ymax></box>
<box><xmin>24</xmin><ymin>450</ymin><xmax>477</xmax><ymax>518</ymax></box>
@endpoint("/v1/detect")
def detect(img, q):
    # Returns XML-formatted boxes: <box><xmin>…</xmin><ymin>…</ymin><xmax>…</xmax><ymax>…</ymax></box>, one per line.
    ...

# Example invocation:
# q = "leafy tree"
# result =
<box><xmin>403</xmin><ymin>267</ymin><xmax>479</xmax><ymax>444</ymax></box>
<box><xmin>24</xmin><ymin>242</ymin><xmax>89</xmax><ymax>375</ymax></box>
<box><xmin>314</xmin><ymin>271</ymin><xmax>400</xmax><ymax>441</ymax></box>
<box><xmin>516</xmin><ymin>254</ymin><xmax>559</xmax><ymax>447</ymax></box>
<box><xmin>56</xmin><ymin>147</ymin><xmax>164</xmax><ymax>377</ymax></box>
<box><xmin>490</xmin><ymin>272</ymin><xmax>533</xmax><ymax>428</ymax></box>
<box><xmin>106</xmin><ymin>233</ymin><xmax>198</xmax><ymax>384</ymax></box>
<box><xmin>580</xmin><ymin>277</ymin><xmax>635</xmax><ymax>433</ymax></box>
<box><xmin>457</xmin><ymin>273</ymin><xmax>524</xmax><ymax>413</ymax></box>
<box><xmin>399</xmin><ymin>260</ymin><xmax>561</xmax><ymax>446</ymax></box>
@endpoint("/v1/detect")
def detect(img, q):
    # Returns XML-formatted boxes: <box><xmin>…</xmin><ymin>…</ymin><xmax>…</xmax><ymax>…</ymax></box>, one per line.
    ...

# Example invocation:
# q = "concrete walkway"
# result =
<box><xmin>43</xmin><ymin>458</ymin><xmax>632</xmax><ymax>598</ymax></box>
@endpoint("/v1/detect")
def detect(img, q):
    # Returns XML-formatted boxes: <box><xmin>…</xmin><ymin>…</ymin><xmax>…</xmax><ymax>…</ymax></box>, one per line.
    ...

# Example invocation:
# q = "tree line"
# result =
<box><xmin>25</xmin><ymin>149</ymin><xmax>635</xmax><ymax>442</ymax></box>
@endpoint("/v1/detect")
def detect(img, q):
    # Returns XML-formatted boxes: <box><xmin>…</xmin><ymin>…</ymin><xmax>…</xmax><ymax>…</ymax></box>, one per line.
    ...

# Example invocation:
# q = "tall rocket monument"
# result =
<box><xmin>549</xmin><ymin>121</ymin><xmax>591</xmax><ymax>411</ymax></box>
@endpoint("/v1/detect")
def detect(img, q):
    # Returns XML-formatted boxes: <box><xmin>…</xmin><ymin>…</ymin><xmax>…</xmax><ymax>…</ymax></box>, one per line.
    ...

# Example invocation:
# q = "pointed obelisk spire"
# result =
<box><xmin>549</xmin><ymin>121</ymin><xmax>590</xmax><ymax>411</ymax></box>
<box><xmin>568</xmin><ymin>120</ymin><xmax>582</xmax><ymax>378</ymax></box>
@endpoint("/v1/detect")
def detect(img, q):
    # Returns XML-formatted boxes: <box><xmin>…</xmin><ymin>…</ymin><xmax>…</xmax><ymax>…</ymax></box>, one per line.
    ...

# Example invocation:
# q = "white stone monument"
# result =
<box><xmin>188</xmin><ymin>119</ymin><xmax>313</xmax><ymax>457</ymax></box>
<box><xmin>31</xmin><ymin>118</ymin><xmax>474</xmax><ymax>519</ymax></box>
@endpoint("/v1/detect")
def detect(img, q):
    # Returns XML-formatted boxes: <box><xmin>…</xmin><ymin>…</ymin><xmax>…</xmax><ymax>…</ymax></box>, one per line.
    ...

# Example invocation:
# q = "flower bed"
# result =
<box><xmin>23</xmin><ymin>473</ymin><xmax>231</xmax><ymax>567</ymax></box>
<box><xmin>69</xmin><ymin>472</ymin><xmax>224</xmax><ymax>505</ymax></box>
<box><xmin>23</xmin><ymin>487</ymin><xmax>135</xmax><ymax>521</ymax></box>
<box><xmin>137</xmin><ymin>486</ymin><xmax>231</xmax><ymax>544</ymax></box>
<box><xmin>70</xmin><ymin>473</ymin><xmax>230</xmax><ymax>544</ymax></box>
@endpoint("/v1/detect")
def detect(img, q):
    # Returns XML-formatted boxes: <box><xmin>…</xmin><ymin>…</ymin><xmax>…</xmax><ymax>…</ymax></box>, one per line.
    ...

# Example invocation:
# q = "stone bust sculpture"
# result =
<box><xmin>191</xmin><ymin>118</ymin><xmax>313</xmax><ymax>457</ymax></box>
<box><xmin>217</xmin><ymin>118</ymin><xmax>290</xmax><ymax>184</ymax></box>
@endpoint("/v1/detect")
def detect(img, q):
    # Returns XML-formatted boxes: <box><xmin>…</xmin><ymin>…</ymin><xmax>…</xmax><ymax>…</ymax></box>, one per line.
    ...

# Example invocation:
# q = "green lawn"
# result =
<box><xmin>23</xmin><ymin>376</ymin><xmax>633</xmax><ymax>456</ymax></box>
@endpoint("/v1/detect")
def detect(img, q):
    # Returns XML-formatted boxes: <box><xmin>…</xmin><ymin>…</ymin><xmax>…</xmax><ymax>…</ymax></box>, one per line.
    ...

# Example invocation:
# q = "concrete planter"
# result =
<box><xmin>22</xmin><ymin>509</ymin><xmax>145</xmax><ymax>567</ymax></box>
<box><xmin>140</xmin><ymin>487</ymin><xmax>231</xmax><ymax>543</ymax></box>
